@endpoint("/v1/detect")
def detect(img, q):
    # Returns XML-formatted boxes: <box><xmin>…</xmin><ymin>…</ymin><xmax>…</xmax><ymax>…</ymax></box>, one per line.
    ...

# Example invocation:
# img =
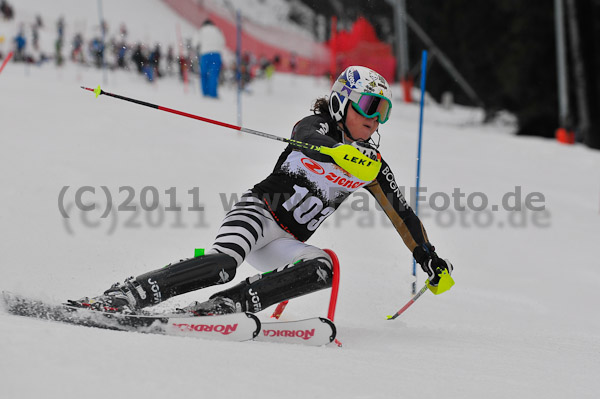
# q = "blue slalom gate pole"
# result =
<box><xmin>412</xmin><ymin>50</ymin><xmax>428</xmax><ymax>295</ymax></box>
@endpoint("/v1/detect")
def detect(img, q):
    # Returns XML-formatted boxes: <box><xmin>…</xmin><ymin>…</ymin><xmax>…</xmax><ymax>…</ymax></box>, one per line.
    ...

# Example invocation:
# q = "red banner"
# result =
<box><xmin>162</xmin><ymin>0</ymin><xmax>330</xmax><ymax>76</ymax></box>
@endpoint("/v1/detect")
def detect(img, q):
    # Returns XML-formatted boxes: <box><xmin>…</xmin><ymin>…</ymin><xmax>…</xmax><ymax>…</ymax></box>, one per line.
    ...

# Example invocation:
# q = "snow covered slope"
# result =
<box><xmin>1</xmin><ymin>2</ymin><xmax>600</xmax><ymax>399</ymax></box>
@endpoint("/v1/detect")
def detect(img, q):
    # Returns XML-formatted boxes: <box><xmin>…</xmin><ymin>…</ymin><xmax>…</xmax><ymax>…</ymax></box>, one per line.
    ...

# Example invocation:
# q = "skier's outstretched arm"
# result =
<box><xmin>364</xmin><ymin>158</ymin><xmax>453</xmax><ymax>286</ymax></box>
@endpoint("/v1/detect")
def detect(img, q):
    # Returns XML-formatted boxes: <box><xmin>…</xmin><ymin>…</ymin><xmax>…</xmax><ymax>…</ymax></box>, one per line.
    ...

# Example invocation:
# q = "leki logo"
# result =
<box><xmin>301</xmin><ymin>158</ymin><xmax>325</xmax><ymax>175</ymax></box>
<box><xmin>263</xmin><ymin>328</ymin><xmax>316</xmax><ymax>340</ymax></box>
<box><xmin>172</xmin><ymin>323</ymin><xmax>239</xmax><ymax>335</ymax></box>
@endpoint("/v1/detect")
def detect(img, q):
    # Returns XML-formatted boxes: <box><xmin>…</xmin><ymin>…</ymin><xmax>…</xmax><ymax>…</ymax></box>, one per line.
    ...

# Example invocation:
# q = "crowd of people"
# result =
<box><xmin>0</xmin><ymin>9</ymin><xmax>279</xmax><ymax>96</ymax></box>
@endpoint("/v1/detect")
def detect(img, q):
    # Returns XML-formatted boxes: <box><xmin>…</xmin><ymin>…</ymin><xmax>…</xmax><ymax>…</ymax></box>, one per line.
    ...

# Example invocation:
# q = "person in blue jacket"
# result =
<box><xmin>196</xmin><ymin>19</ymin><xmax>225</xmax><ymax>98</ymax></box>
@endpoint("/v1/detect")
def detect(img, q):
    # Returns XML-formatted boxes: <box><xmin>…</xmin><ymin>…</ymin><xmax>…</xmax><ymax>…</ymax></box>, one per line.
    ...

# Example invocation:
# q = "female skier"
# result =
<box><xmin>73</xmin><ymin>66</ymin><xmax>453</xmax><ymax>315</ymax></box>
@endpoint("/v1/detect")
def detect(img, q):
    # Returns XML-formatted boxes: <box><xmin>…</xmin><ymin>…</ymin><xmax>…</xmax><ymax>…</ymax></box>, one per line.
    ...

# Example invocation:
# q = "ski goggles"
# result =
<box><xmin>350</xmin><ymin>93</ymin><xmax>392</xmax><ymax>124</ymax></box>
<box><xmin>332</xmin><ymin>80</ymin><xmax>393</xmax><ymax>124</ymax></box>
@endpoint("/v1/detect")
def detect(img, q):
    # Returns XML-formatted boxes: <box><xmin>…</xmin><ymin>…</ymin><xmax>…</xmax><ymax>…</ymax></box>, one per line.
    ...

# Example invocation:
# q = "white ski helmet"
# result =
<box><xmin>329</xmin><ymin>66</ymin><xmax>393</xmax><ymax>124</ymax></box>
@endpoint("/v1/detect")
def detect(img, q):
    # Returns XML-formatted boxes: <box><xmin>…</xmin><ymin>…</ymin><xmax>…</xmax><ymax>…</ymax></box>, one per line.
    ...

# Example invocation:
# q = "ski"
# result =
<box><xmin>2</xmin><ymin>292</ymin><xmax>337</xmax><ymax>346</ymax></box>
<box><xmin>2</xmin><ymin>292</ymin><xmax>260</xmax><ymax>341</ymax></box>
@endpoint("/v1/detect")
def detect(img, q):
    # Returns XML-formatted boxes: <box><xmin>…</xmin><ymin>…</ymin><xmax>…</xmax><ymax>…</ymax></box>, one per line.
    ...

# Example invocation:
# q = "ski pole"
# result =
<box><xmin>387</xmin><ymin>269</ymin><xmax>454</xmax><ymax>320</ymax></box>
<box><xmin>81</xmin><ymin>85</ymin><xmax>382</xmax><ymax>181</ymax></box>
<box><xmin>386</xmin><ymin>284</ymin><xmax>428</xmax><ymax>320</ymax></box>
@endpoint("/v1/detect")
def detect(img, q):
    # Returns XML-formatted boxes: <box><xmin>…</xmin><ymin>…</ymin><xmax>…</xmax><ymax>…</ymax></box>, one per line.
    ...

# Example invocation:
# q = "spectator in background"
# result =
<box><xmin>149</xmin><ymin>43</ymin><xmax>162</xmax><ymax>78</ymax></box>
<box><xmin>56</xmin><ymin>16</ymin><xmax>65</xmax><ymax>42</ymax></box>
<box><xmin>131</xmin><ymin>43</ymin><xmax>147</xmax><ymax>74</ymax></box>
<box><xmin>166</xmin><ymin>45</ymin><xmax>175</xmax><ymax>75</ymax></box>
<box><xmin>240</xmin><ymin>52</ymin><xmax>254</xmax><ymax>90</ymax></box>
<box><xmin>177</xmin><ymin>51</ymin><xmax>189</xmax><ymax>82</ymax></box>
<box><xmin>116</xmin><ymin>39</ymin><xmax>127</xmax><ymax>69</ymax></box>
<box><xmin>55</xmin><ymin>17</ymin><xmax>65</xmax><ymax>66</ymax></box>
<box><xmin>259</xmin><ymin>55</ymin><xmax>275</xmax><ymax>94</ymax></box>
<box><xmin>55</xmin><ymin>38</ymin><xmax>64</xmax><ymax>66</ymax></box>
<box><xmin>71</xmin><ymin>33</ymin><xmax>84</xmax><ymax>63</ymax></box>
<box><xmin>131</xmin><ymin>43</ymin><xmax>153</xmax><ymax>82</ymax></box>
<box><xmin>32</xmin><ymin>24</ymin><xmax>39</xmax><ymax>51</ymax></box>
<box><xmin>195</xmin><ymin>19</ymin><xmax>225</xmax><ymax>98</ymax></box>
<box><xmin>259</xmin><ymin>55</ymin><xmax>275</xmax><ymax>79</ymax></box>
<box><xmin>13</xmin><ymin>26</ymin><xmax>26</xmax><ymax>62</ymax></box>
<box><xmin>90</xmin><ymin>36</ymin><xmax>104</xmax><ymax>68</ymax></box>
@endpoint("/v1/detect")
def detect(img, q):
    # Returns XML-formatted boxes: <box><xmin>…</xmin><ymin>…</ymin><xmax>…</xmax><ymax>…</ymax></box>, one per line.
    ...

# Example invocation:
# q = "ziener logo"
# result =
<box><xmin>325</xmin><ymin>172</ymin><xmax>365</xmax><ymax>189</ymax></box>
<box><xmin>301</xmin><ymin>158</ymin><xmax>325</xmax><ymax>175</ymax></box>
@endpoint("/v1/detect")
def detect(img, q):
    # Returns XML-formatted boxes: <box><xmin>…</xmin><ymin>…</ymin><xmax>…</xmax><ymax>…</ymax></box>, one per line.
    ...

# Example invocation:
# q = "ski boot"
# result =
<box><xmin>181</xmin><ymin>257</ymin><xmax>333</xmax><ymax>315</ymax></box>
<box><xmin>178</xmin><ymin>296</ymin><xmax>240</xmax><ymax>316</ymax></box>
<box><xmin>68</xmin><ymin>277</ymin><xmax>142</xmax><ymax>314</ymax></box>
<box><xmin>68</xmin><ymin>253</ymin><xmax>238</xmax><ymax>314</ymax></box>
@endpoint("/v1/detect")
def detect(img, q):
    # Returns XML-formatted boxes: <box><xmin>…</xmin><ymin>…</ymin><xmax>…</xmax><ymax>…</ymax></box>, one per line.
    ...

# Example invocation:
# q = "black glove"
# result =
<box><xmin>413</xmin><ymin>244</ymin><xmax>453</xmax><ymax>286</ymax></box>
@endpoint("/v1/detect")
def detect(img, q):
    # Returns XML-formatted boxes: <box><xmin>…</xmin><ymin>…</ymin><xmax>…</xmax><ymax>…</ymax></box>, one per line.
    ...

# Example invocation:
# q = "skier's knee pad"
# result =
<box><xmin>211</xmin><ymin>257</ymin><xmax>333</xmax><ymax>313</ymax></box>
<box><xmin>134</xmin><ymin>253</ymin><xmax>237</xmax><ymax>307</ymax></box>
